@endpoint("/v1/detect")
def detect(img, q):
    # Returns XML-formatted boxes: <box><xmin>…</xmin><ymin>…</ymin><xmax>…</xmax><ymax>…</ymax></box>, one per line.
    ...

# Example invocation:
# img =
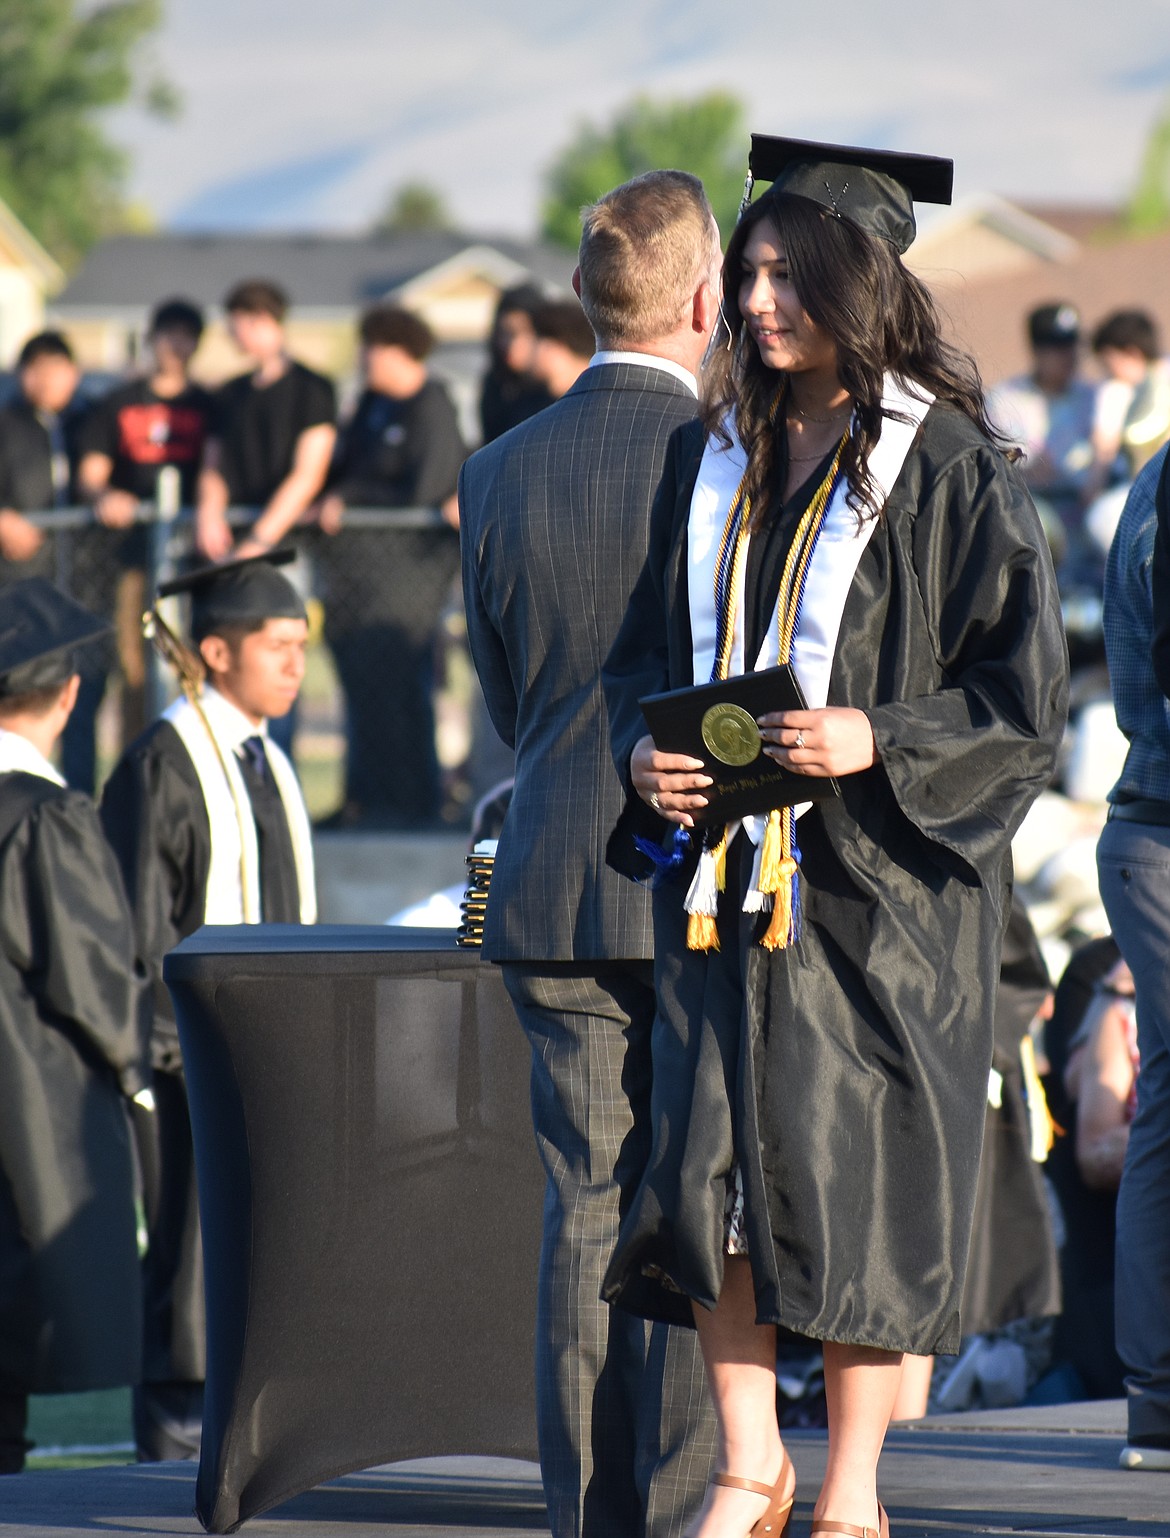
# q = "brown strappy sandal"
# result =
<box><xmin>711</xmin><ymin>1448</ymin><xmax>797</xmax><ymax>1537</ymax></box>
<box><xmin>811</xmin><ymin>1503</ymin><xmax>890</xmax><ymax>1538</ymax></box>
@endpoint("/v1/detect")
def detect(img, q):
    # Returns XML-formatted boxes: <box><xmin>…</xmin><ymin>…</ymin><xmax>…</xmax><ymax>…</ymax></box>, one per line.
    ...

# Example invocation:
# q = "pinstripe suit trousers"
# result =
<box><xmin>503</xmin><ymin>961</ymin><xmax>716</xmax><ymax>1538</ymax></box>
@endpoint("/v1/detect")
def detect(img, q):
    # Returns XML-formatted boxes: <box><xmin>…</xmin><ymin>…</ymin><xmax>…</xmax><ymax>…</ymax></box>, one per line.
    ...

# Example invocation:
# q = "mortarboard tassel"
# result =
<box><xmin>633</xmin><ymin>825</ymin><xmax>692</xmax><ymax>888</ymax></box>
<box><xmin>755</xmin><ymin>808</ymin><xmax>803</xmax><ymax>951</ymax></box>
<box><xmin>685</xmin><ymin>829</ymin><xmax>727</xmax><ymax>951</ymax></box>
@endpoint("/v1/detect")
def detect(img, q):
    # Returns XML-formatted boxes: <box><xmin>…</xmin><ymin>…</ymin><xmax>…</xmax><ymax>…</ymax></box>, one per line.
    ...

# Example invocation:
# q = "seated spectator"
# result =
<box><xmin>479</xmin><ymin>284</ymin><xmax>554</xmax><ymax>443</ymax></box>
<box><xmin>530</xmin><ymin>299</ymin><xmax>594</xmax><ymax>399</ymax></box>
<box><xmin>0</xmin><ymin>332</ymin><xmax>114</xmax><ymax>791</ymax></box>
<box><xmin>316</xmin><ymin>304</ymin><xmax>466</xmax><ymax>828</ymax></box>
<box><xmin>986</xmin><ymin>303</ymin><xmax>1099</xmax><ymax>588</ymax></box>
<box><xmin>1091</xmin><ymin>310</ymin><xmax>1170</xmax><ymax>483</ymax></box>
<box><xmin>77</xmin><ymin>298</ymin><xmax>214</xmax><ymax>745</ymax></box>
<box><xmin>195</xmin><ymin>279</ymin><xmax>336</xmax><ymax>562</ymax></box>
<box><xmin>1044</xmin><ymin>935</ymin><xmax>1131</xmax><ymax>1398</ymax></box>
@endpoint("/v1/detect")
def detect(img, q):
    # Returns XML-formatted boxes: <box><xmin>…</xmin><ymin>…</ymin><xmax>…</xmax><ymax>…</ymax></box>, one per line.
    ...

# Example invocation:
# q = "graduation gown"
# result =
<box><xmin>0</xmin><ymin>767</ymin><xmax>146</xmax><ymax>1393</ymax></box>
<box><xmin>100</xmin><ymin>709</ymin><xmax>313</xmax><ymax>1382</ymax></box>
<box><xmin>601</xmin><ymin>403</ymin><xmax>1068</xmax><ymax>1356</ymax></box>
<box><xmin>961</xmin><ymin>900</ymin><xmax>1061</xmax><ymax>1335</ymax></box>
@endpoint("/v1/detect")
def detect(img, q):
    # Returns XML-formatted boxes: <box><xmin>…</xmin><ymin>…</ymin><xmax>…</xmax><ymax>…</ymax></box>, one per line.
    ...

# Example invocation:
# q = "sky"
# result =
<box><xmin>111</xmin><ymin>0</ymin><xmax>1170</xmax><ymax>236</ymax></box>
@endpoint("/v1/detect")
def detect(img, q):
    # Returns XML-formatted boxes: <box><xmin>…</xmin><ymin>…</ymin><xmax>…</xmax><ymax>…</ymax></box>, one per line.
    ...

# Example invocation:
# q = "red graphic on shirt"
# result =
<box><xmin>118</xmin><ymin>404</ymin><xmax>206</xmax><ymax>465</ymax></box>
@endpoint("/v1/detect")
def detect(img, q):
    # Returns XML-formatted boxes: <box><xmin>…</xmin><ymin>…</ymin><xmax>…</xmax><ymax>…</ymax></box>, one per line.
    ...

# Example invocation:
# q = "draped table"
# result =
<box><xmin>164</xmin><ymin>926</ymin><xmax>543</xmax><ymax>1533</ymax></box>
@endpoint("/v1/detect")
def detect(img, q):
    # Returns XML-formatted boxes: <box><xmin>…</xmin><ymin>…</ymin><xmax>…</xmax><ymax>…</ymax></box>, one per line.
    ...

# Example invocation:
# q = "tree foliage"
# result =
<box><xmin>1127</xmin><ymin>93</ymin><xmax>1170</xmax><ymax>236</ymax></box>
<box><xmin>0</xmin><ymin>0</ymin><xmax>176</xmax><ymax>266</ymax></box>
<box><xmin>540</xmin><ymin>91</ymin><xmax>746</xmax><ymax>250</ymax></box>
<box><xmin>372</xmin><ymin>181</ymin><xmax>455</xmax><ymax>235</ymax></box>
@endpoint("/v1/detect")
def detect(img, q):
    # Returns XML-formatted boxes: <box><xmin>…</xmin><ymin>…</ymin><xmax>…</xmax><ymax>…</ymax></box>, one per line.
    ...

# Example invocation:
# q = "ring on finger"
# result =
<box><xmin>794</xmin><ymin>730</ymin><xmax>806</xmax><ymax>750</ymax></box>
<box><xmin>649</xmin><ymin>791</ymin><xmax>661</xmax><ymax>811</ymax></box>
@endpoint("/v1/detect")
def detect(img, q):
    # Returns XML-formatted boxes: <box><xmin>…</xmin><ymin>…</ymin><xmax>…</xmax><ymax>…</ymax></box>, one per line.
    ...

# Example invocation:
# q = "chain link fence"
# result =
<box><xmin>11</xmin><ymin>486</ymin><xmax>494</xmax><ymax>827</ymax></box>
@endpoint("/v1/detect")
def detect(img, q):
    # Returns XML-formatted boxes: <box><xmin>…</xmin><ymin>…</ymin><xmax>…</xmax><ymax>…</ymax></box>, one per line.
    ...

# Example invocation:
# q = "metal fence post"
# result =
<box><xmin>145</xmin><ymin>466</ymin><xmax>181</xmax><ymax>722</ymax></box>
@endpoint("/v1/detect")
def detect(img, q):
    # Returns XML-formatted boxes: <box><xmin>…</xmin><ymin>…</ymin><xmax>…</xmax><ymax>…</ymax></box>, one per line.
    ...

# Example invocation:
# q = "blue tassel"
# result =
<box><xmin>633</xmin><ymin>826</ymin><xmax>692</xmax><ymax>888</ymax></box>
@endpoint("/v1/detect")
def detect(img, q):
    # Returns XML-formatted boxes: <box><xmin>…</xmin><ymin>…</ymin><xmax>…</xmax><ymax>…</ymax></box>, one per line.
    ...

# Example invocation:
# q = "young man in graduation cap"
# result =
<box><xmin>0</xmin><ymin>579</ymin><xmax>148</xmax><ymax>1473</ymax></box>
<box><xmin>101</xmin><ymin>548</ymin><xmax>316</xmax><ymax>1461</ymax></box>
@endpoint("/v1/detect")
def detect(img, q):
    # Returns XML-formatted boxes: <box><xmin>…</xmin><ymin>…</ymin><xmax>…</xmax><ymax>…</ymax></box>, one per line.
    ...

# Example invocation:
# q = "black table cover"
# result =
<box><xmin>164</xmin><ymin>926</ymin><xmax>543</xmax><ymax>1532</ymax></box>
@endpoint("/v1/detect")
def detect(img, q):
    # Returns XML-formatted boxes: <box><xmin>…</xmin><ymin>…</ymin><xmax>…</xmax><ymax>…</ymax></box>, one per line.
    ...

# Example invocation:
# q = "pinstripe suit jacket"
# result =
<box><xmin>459</xmin><ymin>360</ymin><xmax>699</xmax><ymax>961</ymax></box>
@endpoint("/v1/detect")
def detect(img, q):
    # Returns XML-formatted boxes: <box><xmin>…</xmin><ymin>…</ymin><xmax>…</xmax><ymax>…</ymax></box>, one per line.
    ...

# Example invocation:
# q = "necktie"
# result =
<box><xmin>235</xmin><ymin>736</ymin><xmax>301</xmax><ymax>923</ymax></box>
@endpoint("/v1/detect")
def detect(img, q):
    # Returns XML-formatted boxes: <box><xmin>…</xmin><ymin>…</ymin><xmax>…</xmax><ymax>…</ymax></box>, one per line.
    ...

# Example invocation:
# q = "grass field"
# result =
<box><xmin>25</xmin><ymin>1388</ymin><xmax>135</xmax><ymax>1470</ymax></box>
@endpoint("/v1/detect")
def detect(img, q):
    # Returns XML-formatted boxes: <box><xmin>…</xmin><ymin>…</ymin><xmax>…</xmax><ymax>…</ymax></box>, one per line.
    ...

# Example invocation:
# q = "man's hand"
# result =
<box><xmin>94</xmin><ymin>489</ymin><xmax>140</xmax><ymax>529</ymax></box>
<box><xmin>195</xmin><ymin>506</ymin><xmax>234</xmax><ymax>561</ymax></box>
<box><xmin>0</xmin><ymin>509</ymin><xmax>44</xmax><ymax>562</ymax></box>
<box><xmin>631</xmin><ymin>733</ymin><xmax>712</xmax><ymax>828</ymax></box>
<box><xmin>315</xmin><ymin>493</ymin><xmax>346</xmax><ymax>536</ymax></box>
<box><xmin>757</xmin><ymin>706</ymin><xmax>879</xmax><ymax>777</ymax></box>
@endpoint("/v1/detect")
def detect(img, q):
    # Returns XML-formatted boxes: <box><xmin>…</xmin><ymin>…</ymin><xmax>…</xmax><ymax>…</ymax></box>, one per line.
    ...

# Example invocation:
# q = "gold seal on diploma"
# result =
<box><xmin>701</xmin><ymin>702</ymin><xmax>762</xmax><ymax>766</ymax></box>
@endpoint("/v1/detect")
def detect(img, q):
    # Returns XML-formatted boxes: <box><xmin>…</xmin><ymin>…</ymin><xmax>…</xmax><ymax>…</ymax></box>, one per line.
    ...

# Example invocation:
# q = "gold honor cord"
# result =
<box><xmin>686</xmin><ymin>434</ymin><xmax>849</xmax><ymax>953</ymax></box>
<box><xmin>142</xmin><ymin>607</ymin><xmax>261</xmax><ymax>923</ymax></box>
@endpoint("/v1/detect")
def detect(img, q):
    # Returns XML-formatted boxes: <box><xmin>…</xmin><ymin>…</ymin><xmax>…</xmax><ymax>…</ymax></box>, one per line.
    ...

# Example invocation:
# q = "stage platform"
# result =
<box><xmin>3</xmin><ymin>1402</ymin><xmax>1167</xmax><ymax>1537</ymax></box>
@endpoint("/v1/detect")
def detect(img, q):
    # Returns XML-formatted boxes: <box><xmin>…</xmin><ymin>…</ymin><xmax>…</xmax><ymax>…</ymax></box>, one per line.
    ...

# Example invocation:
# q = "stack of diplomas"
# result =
<box><xmin>639</xmin><ymin>664</ymin><xmax>839</xmax><ymax>825</ymax></box>
<box><xmin>457</xmin><ymin>839</ymin><xmax>497</xmax><ymax>947</ymax></box>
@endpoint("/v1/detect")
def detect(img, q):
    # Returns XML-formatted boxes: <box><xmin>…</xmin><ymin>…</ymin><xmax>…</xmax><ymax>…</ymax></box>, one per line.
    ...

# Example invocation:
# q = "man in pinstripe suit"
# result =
<box><xmin>459</xmin><ymin>171</ymin><xmax>721</xmax><ymax>1538</ymax></box>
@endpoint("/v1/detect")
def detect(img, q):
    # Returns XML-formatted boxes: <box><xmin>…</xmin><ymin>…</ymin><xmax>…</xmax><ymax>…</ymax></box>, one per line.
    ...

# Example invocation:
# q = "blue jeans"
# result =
<box><xmin>1098</xmin><ymin>818</ymin><xmax>1170</xmax><ymax>1442</ymax></box>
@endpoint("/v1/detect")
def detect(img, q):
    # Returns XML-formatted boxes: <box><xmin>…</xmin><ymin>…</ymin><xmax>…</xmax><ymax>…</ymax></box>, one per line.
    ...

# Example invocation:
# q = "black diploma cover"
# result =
<box><xmin>639</xmin><ymin>664</ymin><xmax>840</xmax><ymax>824</ymax></box>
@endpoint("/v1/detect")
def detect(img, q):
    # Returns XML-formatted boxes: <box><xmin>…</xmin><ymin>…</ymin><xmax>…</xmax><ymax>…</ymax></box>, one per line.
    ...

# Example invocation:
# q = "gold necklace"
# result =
<box><xmin>789</xmin><ymin>402</ymin><xmax>852</xmax><ymax>425</ymax></box>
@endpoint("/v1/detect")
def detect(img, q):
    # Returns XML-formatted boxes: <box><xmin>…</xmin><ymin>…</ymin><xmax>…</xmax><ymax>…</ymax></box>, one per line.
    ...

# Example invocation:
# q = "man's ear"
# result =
<box><xmin>694</xmin><ymin>277</ymin><xmax>720</xmax><ymax>338</ymax></box>
<box><xmin>199</xmin><ymin>634</ymin><xmax>232</xmax><ymax>677</ymax></box>
<box><xmin>572</xmin><ymin>267</ymin><xmax>582</xmax><ymax>298</ymax></box>
<box><xmin>59</xmin><ymin>673</ymin><xmax>82</xmax><ymax>717</ymax></box>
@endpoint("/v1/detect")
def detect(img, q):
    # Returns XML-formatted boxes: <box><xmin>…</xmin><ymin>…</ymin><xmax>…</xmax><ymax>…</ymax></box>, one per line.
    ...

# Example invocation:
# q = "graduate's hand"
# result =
<box><xmin>630</xmin><ymin>733</ymin><xmax>712</xmax><ymax>828</ymax></box>
<box><xmin>758</xmin><ymin>706</ymin><xmax>879</xmax><ymax>777</ymax></box>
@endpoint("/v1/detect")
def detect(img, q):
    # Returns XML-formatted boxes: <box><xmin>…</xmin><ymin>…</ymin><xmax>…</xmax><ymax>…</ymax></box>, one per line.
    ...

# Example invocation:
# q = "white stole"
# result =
<box><xmin>686</xmin><ymin>374</ymin><xmax>934</xmax><ymax>839</ymax></box>
<box><xmin>165</xmin><ymin>694</ymin><xmax>317</xmax><ymax>924</ymax></box>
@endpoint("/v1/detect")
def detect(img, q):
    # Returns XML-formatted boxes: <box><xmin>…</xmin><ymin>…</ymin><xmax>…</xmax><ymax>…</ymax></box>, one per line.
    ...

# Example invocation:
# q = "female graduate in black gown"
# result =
<box><xmin>600</xmin><ymin>138</ymin><xmax>1068</xmax><ymax>1538</ymax></box>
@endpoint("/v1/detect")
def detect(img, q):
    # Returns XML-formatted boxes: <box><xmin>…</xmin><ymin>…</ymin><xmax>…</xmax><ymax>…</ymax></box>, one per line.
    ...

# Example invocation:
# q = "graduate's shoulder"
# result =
<box><xmin>915</xmin><ymin>399</ymin><xmax>1011</xmax><ymax>479</ymax></box>
<box><xmin>105</xmin><ymin>717</ymin><xmax>202</xmax><ymax>792</ymax></box>
<box><xmin>0</xmin><ymin>772</ymin><xmax>107</xmax><ymax>856</ymax></box>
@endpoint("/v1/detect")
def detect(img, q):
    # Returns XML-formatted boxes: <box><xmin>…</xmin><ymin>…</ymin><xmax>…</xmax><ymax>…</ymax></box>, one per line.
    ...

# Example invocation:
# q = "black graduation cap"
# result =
<box><xmin>0</xmin><ymin>578</ymin><xmax>109</xmax><ymax>699</ymax></box>
<box><xmin>746</xmin><ymin>135</ymin><xmax>954</xmax><ymax>254</ymax></box>
<box><xmin>158</xmin><ymin>549</ymin><xmax>307</xmax><ymax>635</ymax></box>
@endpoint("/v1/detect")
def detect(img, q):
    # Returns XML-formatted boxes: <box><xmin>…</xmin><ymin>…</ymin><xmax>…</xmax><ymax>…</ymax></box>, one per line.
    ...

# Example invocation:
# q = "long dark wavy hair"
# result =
<box><xmin>702</xmin><ymin>191</ymin><xmax>1012</xmax><ymax>524</ymax></box>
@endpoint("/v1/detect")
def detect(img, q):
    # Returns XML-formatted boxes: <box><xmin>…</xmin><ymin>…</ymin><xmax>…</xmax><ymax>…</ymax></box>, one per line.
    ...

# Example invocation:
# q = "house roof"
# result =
<box><xmin>910</xmin><ymin>194</ymin><xmax>1079</xmax><ymax>267</ymax></box>
<box><xmin>51</xmin><ymin>231</ymin><xmax>575</xmax><ymax>315</ymax></box>
<box><xmin>0</xmin><ymin>197</ymin><xmax>64</xmax><ymax>290</ymax></box>
<box><xmin>932</xmin><ymin>223</ymin><xmax>1170</xmax><ymax>384</ymax></box>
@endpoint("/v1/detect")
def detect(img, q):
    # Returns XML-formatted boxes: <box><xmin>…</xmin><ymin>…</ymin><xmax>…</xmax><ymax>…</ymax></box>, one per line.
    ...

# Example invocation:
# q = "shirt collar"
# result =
<box><xmin>0</xmin><ymin>728</ymin><xmax>66</xmax><ymax>786</ymax></box>
<box><xmin>199</xmin><ymin>684</ymin><xmax>266</xmax><ymax>751</ymax></box>
<box><xmin>589</xmin><ymin>351</ymin><xmax>698</xmax><ymax>399</ymax></box>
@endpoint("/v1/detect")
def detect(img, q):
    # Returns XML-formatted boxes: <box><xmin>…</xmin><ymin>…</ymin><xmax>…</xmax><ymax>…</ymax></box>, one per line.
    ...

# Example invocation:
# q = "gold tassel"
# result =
<box><xmin>760</xmin><ymin>856</ymin><xmax>798</xmax><ymax>950</ymax></box>
<box><xmin>757</xmin><ymin>810</ymin><xmax>784</xmax><ymax>891</ymax></box>
<box><xmin>687</xmin><ymin>911</ymin><xmax>720</xmax><ymax>951</ymax></box>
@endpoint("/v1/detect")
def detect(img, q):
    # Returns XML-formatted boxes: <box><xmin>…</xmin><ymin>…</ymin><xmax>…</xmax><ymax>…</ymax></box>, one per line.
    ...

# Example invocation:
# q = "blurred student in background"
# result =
<box><xmin>479</xmin><ymin>284</ymin><xmax>554</xmax><ymax>443</ymax></box>
<box><xmin>530</xmin><ymin>298</ymin><xmax>595</xmax><ymax>400</ymax></box>
<box><xmin>0</xmin><ymin>332</ymin><xmax>114</xmax><ymax>792</ymax></box>
<box><xmin>316</xmin><ymin>304</ymin><xmax>466</xmax><ymax>829</ymax></box>
<box><xmin>195</xmin><ymin>280</ymin><xmax>336</xmax><ymax>563</ymax></box>
<box><xmin>78</xmin><ymin>298</ymin><xmax>213</xmax><ymax>745</ymax></box>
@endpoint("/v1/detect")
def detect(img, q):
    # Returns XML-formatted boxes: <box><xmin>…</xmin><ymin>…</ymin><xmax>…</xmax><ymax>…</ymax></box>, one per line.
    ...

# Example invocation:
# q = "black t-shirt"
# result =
<box><xmin>328</xmin><ymin>379</ymin><xmax>466</xmax><ymax>509</ymax></box>
<box><xmin>78</xmin><ymin>377</ymin><xmax>214</xmax><ymax>503</ymax></box>
<box><xmin>213</xmin><ymin>361</ymin><xmax>336</xmax><ymax>508</ymax></box>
